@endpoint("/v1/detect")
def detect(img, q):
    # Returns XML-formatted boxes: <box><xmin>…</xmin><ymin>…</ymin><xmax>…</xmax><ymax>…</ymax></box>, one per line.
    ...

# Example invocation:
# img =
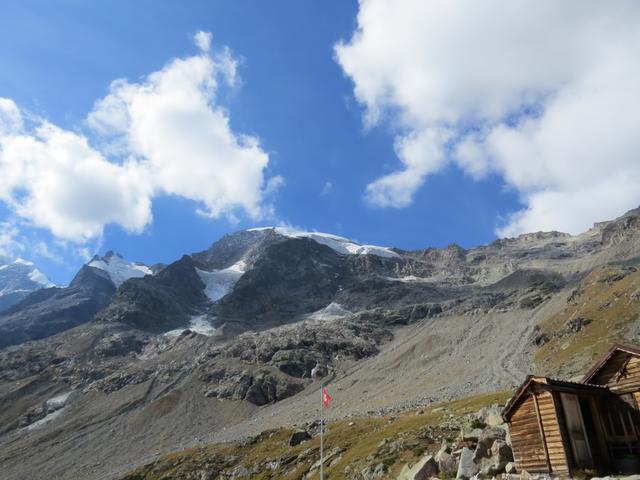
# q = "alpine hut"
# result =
<box><xmin>503</xmin><ymin>343</ymin><xmax>640</xmax><ymax>476</ymax></box>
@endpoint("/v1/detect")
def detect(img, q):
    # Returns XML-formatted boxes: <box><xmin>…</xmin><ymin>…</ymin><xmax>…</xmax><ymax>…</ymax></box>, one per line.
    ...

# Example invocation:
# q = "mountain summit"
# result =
<box><xmin>0</xmin><ymin>257</ymin><xmax>54</xmax><ymax>312</ymax></box>
<box><xmin>87</xmin><ymin>251</ymin><xmax>152</xmax><ymax>287</ymax></box>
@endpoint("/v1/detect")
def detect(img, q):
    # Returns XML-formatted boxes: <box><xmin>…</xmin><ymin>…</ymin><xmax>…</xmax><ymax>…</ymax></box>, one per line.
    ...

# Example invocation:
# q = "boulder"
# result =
<box><xmin>491</xmin><ymin>439</ymin><xmax>513</xmax><ymax>464</ymax></box>
<box><xmin>398</xmin><ymin>455</ymin><xmax>438</xmax><ymax>480</ymax></box>
<box><xmin>460</xmin><ymin>427</ymin><xmax>484</xmax><ymax>442</ymax></box>
<box><xmin>477</xmin><ymin>439</ymin><xmax>514</xmax><ymax>476</ymax></box>
<box><xmin>477</xmin><ymin>404</ymin><xmax>505</xmax><ymax>428</ymax></box>
<box><xmin>505</xmin><ymin>462</ymin><xmax>516</xmax><ymax>474</ymax></box>
<box><xmin>288</xmin><ymin>430</ymin><xmax>311</xmax><ymax>446</ymax></box>
<box><xmin>456</xmin><ymin>447</ymin><xmax>479</xmax><ymax>480</ymax></box>
<box><xmin>437</xmin><ymin>451</ymin><xmax>458</xmax><ymax>476</ymax></box>
<box><xmin>435</xmin><ymin>441</ymin><xmax>457</xmax><ymax>475</ymax></box>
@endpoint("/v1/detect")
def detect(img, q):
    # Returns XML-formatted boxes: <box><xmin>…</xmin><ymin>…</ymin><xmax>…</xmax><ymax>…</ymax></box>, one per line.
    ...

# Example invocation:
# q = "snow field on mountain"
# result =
<box><xmin>196</xmin><ymin>260</ymin><xmax>246</xmax><ymax>301</ymax></box>
<box><xmin>88</xmin><ymin>254</ymin><xmax>152</xmax><ymax>286</ymax></box>
<box><xmin>249</xmin><ymin>227</ymin><xmax>400</xmax><ymax>258</ymax></box>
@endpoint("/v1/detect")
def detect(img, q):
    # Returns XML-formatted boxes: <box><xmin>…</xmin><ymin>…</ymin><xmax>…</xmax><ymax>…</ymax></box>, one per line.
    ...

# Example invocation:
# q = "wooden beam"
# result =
<box><xmin>532</xmin><ymin>391</ymin><xmax>552</xmax><ymax>474</ymax></box>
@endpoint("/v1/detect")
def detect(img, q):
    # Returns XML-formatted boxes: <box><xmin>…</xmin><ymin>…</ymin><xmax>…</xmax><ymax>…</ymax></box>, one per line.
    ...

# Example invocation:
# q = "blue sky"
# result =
<box><xmin>1</xmin><ymin>1</ymin><xmax>639</xmax><ymax>285</ymax></box>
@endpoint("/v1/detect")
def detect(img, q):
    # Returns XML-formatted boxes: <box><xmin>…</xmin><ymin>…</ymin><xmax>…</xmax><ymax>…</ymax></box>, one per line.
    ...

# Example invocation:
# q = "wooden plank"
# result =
<box><xmin>533</xmin><ymin>392</ymin><xmax>552</xmax><ymax>473</ymax></box>
<box><xmin>550</xmin><ymin>391</ymin><xmax>571</xmax><ymax>476</ymax></box>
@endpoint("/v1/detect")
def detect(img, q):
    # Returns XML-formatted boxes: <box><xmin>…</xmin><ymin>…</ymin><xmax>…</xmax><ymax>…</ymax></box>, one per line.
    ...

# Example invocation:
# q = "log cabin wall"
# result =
<box><xmin>538</xmin><ymin>390</ymin><xmax>571</xmax><ymax>476</ymax></box>
<box><xmin>509</xmin><ymin>394</ymin><xmax>551</xmax><ymax>473</ymax></box>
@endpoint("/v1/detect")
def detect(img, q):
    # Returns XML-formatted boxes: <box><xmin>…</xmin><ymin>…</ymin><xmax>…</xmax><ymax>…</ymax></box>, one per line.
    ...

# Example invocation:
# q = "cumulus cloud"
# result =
<box><xmin>0</xmin><ymin>32</ymin><xmax>278</xmax><ymax>242</ymax></box>
<box><xmin>336</xmin><ymin>0</ymin><xmax>640</xmax><ymax>235</ymax></box>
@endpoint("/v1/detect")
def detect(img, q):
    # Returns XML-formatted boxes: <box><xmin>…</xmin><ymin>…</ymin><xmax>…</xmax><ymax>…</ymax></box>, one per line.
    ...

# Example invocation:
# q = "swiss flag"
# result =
<box><xmin>322</xmin><ymin>388</ymin><xmax>332</xmax><ymax>409</ymax></box>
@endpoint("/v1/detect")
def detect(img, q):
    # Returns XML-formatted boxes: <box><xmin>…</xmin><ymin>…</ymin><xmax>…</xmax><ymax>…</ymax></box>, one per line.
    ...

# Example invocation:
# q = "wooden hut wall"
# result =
<box><xmin>538</xmin><ymin>391</ymin><xmax>570</xmax><ymax>475</ymax></box>
<box><xmin>591</xmin><ymin>352</ymin><xmax>640</xmax><ymax>394</ymax></box>
<box><xmin>509</xmin><ymin>394</ymin><xmax>550</xmax><ymax>473</ymax></box>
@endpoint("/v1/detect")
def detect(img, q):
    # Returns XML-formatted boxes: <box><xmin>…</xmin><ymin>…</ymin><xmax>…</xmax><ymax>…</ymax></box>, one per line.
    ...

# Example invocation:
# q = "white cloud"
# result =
<box><xmin>194</xmin><ymin>31</ymin><xmax>212</xmax><ymax>52</ymax></box>
<box><xmin>0</xmin><ymin>99</ymin><xmax>23</xmax><ymax>136</ymax></box>
<box><xmin>0</xmin><ymin>32</ymin><xmax>278</xmax><ymax>242</ymax></box>
<box><xmin>336</xmin><ymin>0</ymin><xmax>640</xmax><ymax>235</ymax></box>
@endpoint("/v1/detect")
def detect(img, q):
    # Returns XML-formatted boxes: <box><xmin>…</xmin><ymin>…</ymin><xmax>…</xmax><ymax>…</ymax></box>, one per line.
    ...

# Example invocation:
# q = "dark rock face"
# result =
<box><xmin>289</xmin><ymin>430</ymin><xmax>311</xmax><ymax>446</ymax></box>
<box><xmin>95</xmin><ymin>255</ymin><xmax>207</xmax><ymax>332</ymax></box>
<box><xmin>197</xmin><ymin>316</ymin><xmax>392</xmax><ymax>405</ymax></box>
<box><xmin>203</xmin><ymin>367</ymin><xmax>305</xmax><ymax>405</ymax></box>
<box><xmin>0</xmin><ymin>266</ymin><xmax>116</xmax><ymax>349</ymax></box>
<box><xmin>191</xmin><ymin>229</ymin><xmax>275</xmax><ymax>270</ymax></box>
<box><xmin>216</xmin><ymin>238</ymin><xmax>345</xmax><ymax>329</ymax></box>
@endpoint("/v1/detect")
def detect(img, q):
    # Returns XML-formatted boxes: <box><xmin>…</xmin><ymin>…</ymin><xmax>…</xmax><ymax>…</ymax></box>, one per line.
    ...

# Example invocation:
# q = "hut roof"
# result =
<box><xmin>502</xmin><ymin>375</ymin><xmax>608</xmax><ymax>421</ymax></box>
<box><xmin>581</xmin><ymin>343</ymin><xmax>640</xmax><ymax>384</ymax></box>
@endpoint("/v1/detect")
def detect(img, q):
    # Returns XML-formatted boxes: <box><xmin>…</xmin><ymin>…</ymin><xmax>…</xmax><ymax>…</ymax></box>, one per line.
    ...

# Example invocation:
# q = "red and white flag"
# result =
<box><xmin>322</xmin><ymin>388</ymin><xmax>332</xmax><ymax>409</ymax></box>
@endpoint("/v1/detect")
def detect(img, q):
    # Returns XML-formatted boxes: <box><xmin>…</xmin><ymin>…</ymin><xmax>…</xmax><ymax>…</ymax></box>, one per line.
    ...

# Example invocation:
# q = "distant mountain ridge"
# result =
<box><xmin>0</xmin><ymin>252</ymin><xmax>151</xmax><ymax>348</ymax></box>
<box><xmin>2</xmin><ymin>210</ymin><xmax>640</xmax><ymax>349</ymax></box>
<box><xmin>0</xmin><ymin>257</ymin><xmax>53</xmax><ymax>312</ymax></box>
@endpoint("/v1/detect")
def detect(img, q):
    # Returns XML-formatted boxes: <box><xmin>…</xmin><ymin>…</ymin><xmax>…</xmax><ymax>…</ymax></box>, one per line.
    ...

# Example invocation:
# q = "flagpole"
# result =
<box><xmin>320</xmin><ymin>382</ymin><xmax>324</xmax><ymax>480</ymax></box>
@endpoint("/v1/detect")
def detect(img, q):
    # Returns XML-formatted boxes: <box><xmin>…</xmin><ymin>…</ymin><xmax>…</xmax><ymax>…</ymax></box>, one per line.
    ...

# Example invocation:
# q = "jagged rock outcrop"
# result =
<box><xmin>95</xmin><ymin>255</ymin><xmax>207</xmax><ymax>332</ymax></box>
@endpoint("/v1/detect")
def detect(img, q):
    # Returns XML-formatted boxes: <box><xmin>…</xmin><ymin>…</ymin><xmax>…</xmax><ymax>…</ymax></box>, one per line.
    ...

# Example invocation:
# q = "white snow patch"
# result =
<box><xmin>188</xmin><ymin>315</ymin><xmax>217</xmax><ymax>336</ymax></box>
<box><xmin>164</xmin><ymin>315</ymin><xmax>217</xmax><ymax>338</ymax></box>
<box><xmin>249</xmin><ymin>227</ymin><xmax>400</xmax><ymax>258</ymax></box>
<box><xmin>46</xmin><ymin>392</ymin><xmax>72</xmax><ymax>410</ymax></box>
<box><xmin>28</xmin><ymin>268</ymin><xmax>54</xmax><ymax>287</ymax></box>
<box><xmin>25</xmin><ymin>407</ymin><xmax>66</xmax><ymax>431</ymax></box>
<box><xmin>196</xmin><ymin>260</ymin><xmax>246</xmax><ymax>301</ymax></box>
<box><xmin>307</xmin><ymin>302</ymin><xmax>352</xmax><ymax>321</ymax></box>
<box><xmin>88</xmin><ymin>253</ymin><xmax>152</xmax><ymax>287</ymax></box>
<box><xmin>386</xmin><ymin>275</ymin><xmax>430</xmax><ymax>283</ymax></box>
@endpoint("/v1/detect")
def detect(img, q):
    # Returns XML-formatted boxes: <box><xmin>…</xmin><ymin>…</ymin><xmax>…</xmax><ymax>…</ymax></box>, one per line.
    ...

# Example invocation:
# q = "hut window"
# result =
<box><xmin>603</xmin><ymin>395</ymin><xmax>640</xmax><ymax>459</ymax></box>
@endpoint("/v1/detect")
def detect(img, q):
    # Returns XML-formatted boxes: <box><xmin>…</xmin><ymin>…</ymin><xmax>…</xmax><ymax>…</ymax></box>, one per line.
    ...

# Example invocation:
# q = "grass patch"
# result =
<box><xmin>120</xmin><ymin>390</ymin><xmax>511</xmax><ymax>480</ymax></box>
<box><xmin>533</xmin><ymin>265</ymin><xmax>640</xmax><ymax>378</ymax></box>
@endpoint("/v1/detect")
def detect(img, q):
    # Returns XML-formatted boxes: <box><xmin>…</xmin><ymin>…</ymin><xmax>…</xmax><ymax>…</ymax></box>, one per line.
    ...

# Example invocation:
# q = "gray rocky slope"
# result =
<box><xmin>1</xmin><ymin>208</ymin><xmax>640</xmax><ymax>479</ymax></box>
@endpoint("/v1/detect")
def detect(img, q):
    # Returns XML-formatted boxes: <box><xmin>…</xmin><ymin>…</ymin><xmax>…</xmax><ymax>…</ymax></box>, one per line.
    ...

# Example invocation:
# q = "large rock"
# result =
<box><xmin>438</xmin><ymin>450</ymin><xmax>459</xmax><ymax>476</ymax></box>
<box><xmin>456</xmin><ymin>447</ymin><xmax>479</xmax><ymax>480</ymax></box>
<box><xmin>289</xmin><ymin>430</ymin><xmax>311</xmax><ymax>446</ymax></box>
<box><xmin>480</xmin><ymin>404</ymin><xmax>505</xmax><ymax>427</ymax></box>
<box><xmin>398</xmin><ymin>455</ymin><xmax>439</xmax><ymax>480</ymax></box>
<box><xmin>460</xmin><ymin>427</ymin><xmax>484</xmax><ymax>442</ymax></box>
<box><xmin>473</xmin><ymin>427</ymin><xmax>513</xmax><ymax>477</ymax></box>
<box><xmin>435</xmin><ymin>442</ymin><xmax>458</xmax><ymax>476</ymax></box>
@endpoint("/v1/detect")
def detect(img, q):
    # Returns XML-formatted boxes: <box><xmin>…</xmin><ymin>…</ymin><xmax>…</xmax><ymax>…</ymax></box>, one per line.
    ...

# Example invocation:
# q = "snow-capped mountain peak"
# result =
<box><xmin>248</xmin><ymin>226</ymin><xmax>400</xmax><ymax>258</ymax></box>
<box><xmin>0</xmin><ymin>257</ymin><xmax>54</xmax><ymax>311</ymax></box>
<box><xmin>87</xmin><ymin>251</ymin><xmax>152</xmax><ymax>287</ymax></box>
